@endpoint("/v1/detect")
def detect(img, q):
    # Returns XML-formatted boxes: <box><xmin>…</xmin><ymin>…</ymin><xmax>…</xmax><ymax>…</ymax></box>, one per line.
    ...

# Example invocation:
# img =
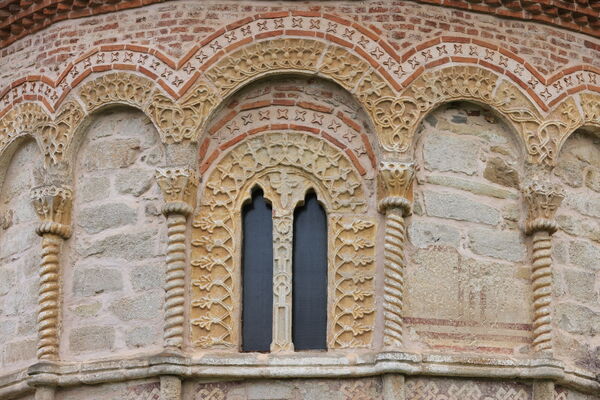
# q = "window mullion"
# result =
<box><xmin>271</xmin><ymin>210</ymin><xmax>294</xmax><ymax>352</ymax></box>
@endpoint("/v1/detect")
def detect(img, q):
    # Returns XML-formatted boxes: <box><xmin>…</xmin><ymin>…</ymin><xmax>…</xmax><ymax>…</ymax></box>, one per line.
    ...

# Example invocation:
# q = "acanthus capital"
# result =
<box><xmin>156</xmin><ymin>167</ymin><xmax>199</xmax><ymax>216</ymax></box>
<box><xmin>30</xmin><ymin>184</ymin><xmax>73</xmax><ymax>238</ymax></box>
<box><xmin>523</xmin><ymin>179</ymin><xmax>565</xmax><ymax>234</ymax></box>
<box><xmin>377</xmin><ymin>161</ymin><xmax>416</xmax><ymax>215</ymax></box>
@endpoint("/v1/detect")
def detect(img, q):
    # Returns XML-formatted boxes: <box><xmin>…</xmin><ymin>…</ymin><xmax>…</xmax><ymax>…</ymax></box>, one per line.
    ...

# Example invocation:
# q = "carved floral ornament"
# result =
<box><xmin>0</xmin><ymin>13</ymin><xmax>600</xmax><ymax>165</ymax></box>
<box><xmin>190</xmin><ymin>131</ymin><xmax>375</xmax><ymax>350</ymax></box>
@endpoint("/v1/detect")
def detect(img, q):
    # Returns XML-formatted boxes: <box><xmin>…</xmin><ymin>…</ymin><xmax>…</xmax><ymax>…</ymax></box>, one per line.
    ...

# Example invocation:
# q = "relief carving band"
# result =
<box><xmin>523</xmin><ymin>180</ymin><xmax>564</xmax><ymax>354</ymax></box>
<box><xmin>31</xmin><ymin>184</ymin><xmax>73</xmax><ymax>360</ymax></box>
<box><xmin>190</xmin><ymin>131</ymin><xmax>372</xmax><ymax>349</ymax></box>
<box><xmin>377</xmin><ymin>162</ymin><xmax>415</xmax><ymax>349</ymax></box>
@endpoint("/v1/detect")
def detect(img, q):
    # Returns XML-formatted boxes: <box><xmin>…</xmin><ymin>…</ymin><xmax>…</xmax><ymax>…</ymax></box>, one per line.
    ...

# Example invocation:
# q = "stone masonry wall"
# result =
<box><xmin>405</xmin><ymin>102</ymin><xmax>530</xmax><ymax>355</ymax></box>
<box><xmin>553</xmin><ymin>130</ymin><xmax>600</xmax><ymax>373</ymax></box>
<box><xmin>61</xmin><ymin>108</ymin><xmax>166</xmax><ymax>360</ymax></box>
<box><xmin>0</xmin><ymin>140</ymin><xmax>42</xmax><ymax>373</ymax></box>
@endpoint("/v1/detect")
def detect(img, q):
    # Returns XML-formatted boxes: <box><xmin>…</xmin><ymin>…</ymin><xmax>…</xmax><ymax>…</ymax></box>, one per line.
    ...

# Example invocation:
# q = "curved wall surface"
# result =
<box><xmin>0</xmin><ymin>1</ymin><xmax>598</xmax><ymax>400</ymax></box>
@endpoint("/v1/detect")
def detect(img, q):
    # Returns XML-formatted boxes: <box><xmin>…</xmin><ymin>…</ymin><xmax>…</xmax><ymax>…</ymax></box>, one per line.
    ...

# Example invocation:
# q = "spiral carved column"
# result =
<box><xmin>377</xmin><ymin>162</ymin><xmax>415</xmax><ymax>349</ymax></box>
<box><xmin>31</xmin><ymin>185</ymin><xmax>72</xmax><ymax>362</ymax></box>
<box><xmin>156</xmin><ymin>167</ymin><xmax>198</xmax><ymax>351</ymax></box>
<box><xmin>523</xmin><ymin>180</ymin><xmax>564</xmax><ymax>356</ymax></box>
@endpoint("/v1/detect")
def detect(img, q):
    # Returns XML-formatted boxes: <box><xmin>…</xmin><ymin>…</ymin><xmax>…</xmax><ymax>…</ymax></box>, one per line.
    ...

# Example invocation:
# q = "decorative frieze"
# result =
<box><xmin>378</xmin><ymin>161</ymin><xmax>415</xmax><ymax>349</ymax></box>
<box><xmin>522</xmin><ymin>180</ymin><xmax>564</xmax><ymax>355</ymax></box>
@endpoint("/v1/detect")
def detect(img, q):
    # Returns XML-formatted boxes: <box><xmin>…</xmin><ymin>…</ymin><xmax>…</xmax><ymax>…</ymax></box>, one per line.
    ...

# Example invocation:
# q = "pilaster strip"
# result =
<box><xmin>30</xmin><ymin>185</ymin><xmax>72</xmax><ymax>361</ymax></box>
<box><xmin>156</xmin><ymin>167</ymin><xmax>198</xmax><ymax>350</ymax></box>
<box><xmin>271</xmin><ymin>213</ymin><xmax>294</xmax><ymax>352</ymax></box>
<box><xmin>523</xmin><ymin>180</ymin><xmax>564</xmax><ymax>355</ymax></box>
<box><xmin>377</xmin><ymin>161</ymin><xmax>415</xmax><ymax>349</ymax></box>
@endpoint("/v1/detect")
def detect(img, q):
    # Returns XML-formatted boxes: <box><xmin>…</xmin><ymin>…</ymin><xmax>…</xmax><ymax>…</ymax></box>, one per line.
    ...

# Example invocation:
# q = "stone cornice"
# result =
<box><xmin>0</xmin><ymin>352</ymin><xmax>597</xmax><ymax>399</ymax></box>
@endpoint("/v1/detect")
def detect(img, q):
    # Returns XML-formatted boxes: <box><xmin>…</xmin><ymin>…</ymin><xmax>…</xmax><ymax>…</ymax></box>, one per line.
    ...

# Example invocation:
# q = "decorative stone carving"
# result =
<box><xmin>522</xmin><ymin>180</ymin><xmax>564</xmax><ymax>355</ymax></box>
<box><xmin>190</xmin><ymin>131</ymin><xmax>368</xmax><ymax>349</ymax></box>
<box><xmin>271</xmin><ymin>213</ymin><xmax>294</xmax><ymax>352</ymax></box>
<box><xmin>147</xmin><ymin>82</ymin><xmax>218</xmax><ymax>143</ymax></box>
<box><xmin>330</xmin><ymin>216</ymin><xmax>376</xmax><ymax>348</ymax></box>
<box><xmin>205</xmin><ymin>39</ymin><xmax>327</xmax><ymax>96</ymax></box>
<box><xmin>40</xmin><ymin>101</ymin><xmax>84</xmax><ymax>164</ymax></box>
<box><xmin>30</xmin><ymin>184</ymin><xmax>73</xmax><ymax>361</ymax></box>
<box><xmin>377</xmin><ymin>162</ymin><xmax>415</xmax><ymax>349</ymax></box>
<box><xmin>156</xmin><ymin>167</ymin><xmax>199</xmax><ymax>350</ymax></box>
<box><xmin>78</xmin><ymin>72</ymin><xmax>155</xmax><ymax>112</ymax></box>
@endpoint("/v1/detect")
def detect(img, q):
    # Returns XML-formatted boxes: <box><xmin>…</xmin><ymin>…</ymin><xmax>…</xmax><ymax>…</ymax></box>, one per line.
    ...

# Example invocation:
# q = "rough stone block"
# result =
<box><xmin>3</xmin><ymin>339</ymin><xmax>36</xmax><ymax>364</ymax></box>
<box><xmin>73</xmin><ymin>267</ymin><xmax>123</xmax><ymax>297</ymax></box>
<box><xmin>426</xmin><ymin>174</ymin><xmax>518</xmax><ymax>199</ymax></box>
<box><xmin>82</xmin><ymin>138</ymin><xmax>141</xmax><ymax>171</ymax></box>
<box><xmin>556</xmin><ymin>303</ymin><xmax>600</xmax><ymax>336</ymax></box>
<box><xmin>568</xmin><ymin>240</ymin><xmax>600</xmax><ymax>271</ymax></box>
<box><xmin>109</xmin><ymin>292</ymin><xmax>162</xmax><ymax>321</ymax></box>
<box><xmin>115</xmin><ymin>169</ymin><xmax>154</xmax><ymax>197</ymax></box>
<box><xmin>424</xmin><ymin>190</ymin><xmax>501</xmax><ymax>225</ymax></box>
<box><xmin>408</xmin><ymin>220</ymin><xmax>460</xmax><ymax>248</ymax></box>
<box><xmin>423</xmin><ymin>133</ymin><xmax>480</xmax><ymax>175</ymax></box>
<box><xmin>77</xmin><ymin>203</ymin><xmax>137</xmax><ymax>234</ymax></box>
<box><xmin>69</xmin><ymin>325</ymin><xmax>115</xmax><ymax>353</ymax></box>
<box><xmin>246</xmin><ymin>381</ymin><xmax>293</xmax><ymax>400</ymax></box>
<box><xmin>78</xmin><ymin>230</ymin><xmax>158</xmax><ymax>259</ymax></box>
<box><xmin>468</xmin><ymin>228</ymin><xmax>526</xmax><ymax>262</ymax></box>
<box><xmin>79</xmin><ymin>175</ymin><xmax>111</xmax><ymax>203</ymax></box>
<box><xmin>130</xmin><ymin>263</ymin><xmax>163</xmax><ymax>291</ymax></box>
<box><xmin>126</xmin><ymin>326</ymin><xmax>159</xmax><ymax>348</ymax></box>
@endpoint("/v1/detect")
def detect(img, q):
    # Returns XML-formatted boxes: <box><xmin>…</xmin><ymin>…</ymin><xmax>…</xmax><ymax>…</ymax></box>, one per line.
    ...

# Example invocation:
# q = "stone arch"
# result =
<box><xmin>199</xmin><ymin>38</ymin><xmax>398</xmax><ymax>154</ymax></box>
<box><xmin>62</xmin><ymin>105</ymin><xmax>166</xmax><ymax>361</ymax></box>
<box><xmin>0</xmin><ymin>134</ymin><xmax>44</xmax><ymax>372</ymax></box>
<box><xmin>554</xmin><ymin>93</ymin><xmax>600</xmax><ymax>158</ymax></box>
<box><xmin>190</xmin><ymin>131</ymin><xmax>376</xmax><ymax>350</ymax></box>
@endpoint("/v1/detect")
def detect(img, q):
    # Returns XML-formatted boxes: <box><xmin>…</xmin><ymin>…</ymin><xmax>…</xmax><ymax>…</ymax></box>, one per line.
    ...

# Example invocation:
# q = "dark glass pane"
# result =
<box><xmin>292</xmin><ymin>192</ymin><xmax>327</xmax><ymax>350</ymax></box>
<box><xmin>242</xmin><ymin>189</ymin><xmax>273</xmax><ymax>352</ymax></box>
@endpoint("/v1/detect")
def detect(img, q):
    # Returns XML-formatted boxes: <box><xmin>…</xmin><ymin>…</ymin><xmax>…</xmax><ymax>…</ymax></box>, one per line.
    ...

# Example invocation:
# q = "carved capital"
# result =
<box><xmin>155</xmin><ymin>167</ymin><xmax>199</xmax><ymax>216</ymax></box>
<box><xmin>377</xmin><ymin>161</ymin><xmax>415</xmax><ymax>215</ymax></box>
<box><xmin>30</xmin><ymin>185</ymin><xmax>72</xmax><ymax>239</ymax></box>
<box><xmin>523</xmin><ymin>180</ymin><xmax>565</xmax><ymax>234</ymax></box>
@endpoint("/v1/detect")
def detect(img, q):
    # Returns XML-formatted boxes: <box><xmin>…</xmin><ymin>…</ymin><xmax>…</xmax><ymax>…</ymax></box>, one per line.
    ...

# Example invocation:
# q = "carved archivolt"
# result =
<box><xmin>190</xmin><ymin>131</ymin><xmax>373</xmax><ymax>349</ymax></box>
<box><xmin>0</xmin><ymin>27</ymin><xmax>596</xmax><ymax>168</ymax></box>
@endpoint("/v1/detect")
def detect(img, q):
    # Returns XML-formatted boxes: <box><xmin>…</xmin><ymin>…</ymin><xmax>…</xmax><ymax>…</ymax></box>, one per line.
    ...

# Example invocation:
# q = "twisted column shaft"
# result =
<box><xmin>37</xmin><ymin>232</ymin><xmax>62</xmax><ymax>360</ymax></box>
<box><xmin>163</xmin><ymin>210</ymin><xmax>189</xmax><ymax>349</ymax></box>
<box><xmin>531</xmin><ymin>230</ymin><xmax>553</xmax><ymax>353</ymax></box>
<box><xmin>377</xmin><ymin>161</ymin><xmax>415</xmax><ymax>351</ymax></box>
<box><xmin>156</xmin><ymin>167</ymin><xmax>198</xmax><ymax>352</ymax></box>
<box><xmin>31</xmin><ymin>184</ymin><xmax>72</xmax><ymax>362</ymax></box>
<box><xmin>522</xmin><ymin>179</ymin><xmax>564</xmax><ymax>357</ymax></box>
<box><xmin>383</xmin><ymin>208</ymin><xmax>407</xmax><ymax>348</ymax></box>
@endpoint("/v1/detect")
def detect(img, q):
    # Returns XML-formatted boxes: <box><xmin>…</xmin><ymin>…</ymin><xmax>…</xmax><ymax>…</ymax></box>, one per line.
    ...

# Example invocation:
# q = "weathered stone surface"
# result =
<box><xmin>423</xmin><ymin>133</ymin><xmax>480</xmax><ymax>175</ymax></box>
<box><xmin>130</xmin><ymin>263</ymin><xmax>163</xmax><ymax>291</ymax></box>
<box><xmin>73</xmin><ymin>267</ymin><xmax>123</xmax><ymax>297</ymax></box>
<box><xmin>584</xmin><ymin>166</ymin><xmax>600</xmax><ymax>192</ymax></box>
<box><xmin>70</xmin><ymin>302</ymin><xmax>102</xmax><ymax>318</ymax></box>
<box><xmin>0</xmin><ymin>268</ymin><xmax>15</xmax><ymax>296</ymax></box>
<box><xmin>568</xmin><ymin>240</ymin><xmax>600</xmax><ymax>271</ymax></box>
<box><xmin>423</xmin><ymin>190</ymin><xmax>501</xmax><ymax>225</ymax></box>
<box><xmin>77</xmin><ymin>203</ymin><xmax>137</xmax><ymax>234</ymax></box>
<box><xmin>115</xmin><ymin>169</ymin><xmax>154</xmax><ymax>197</ymax></box>
<box><xmin>126</xmin><ymin>326</ymin><xmax>159</xmax><ymax>347</ymax></box>
<box><xmin>79</xmin><ymin>175</ymin><xmax>111</xmax><ymax>203</ymax></box>
<box><xmin>3</xmin><ymin>339</ymin><xmax>36</xmax><ymax>364</ymax></box>
<box><xmin>426</xmin><ymin>174</ymin><xmax>518</xmax><ymax>199</ymax></box>
<box><xmin>78</xmin><ymin>230</ymin><xmax>158</xmax><ymax>259</ymax></box>
<box><xmin>564</xmin><ymin>192</ymin><xmax>600</xmax><ymax>219</ymax></box>
<box><xmin>408</xmin><ymin>220</ymin><xmax>460</xmax><ymax>248</ymax></box>
<box><xmin>483</xmin><ymin>157</ymin><xmax>520</xmax><ymax>189</ymax></box>
<box><xmin>109</xmin><ymin>293</ymin><xmax>162</xmax><ymax>321</ymax></box>
<box><xmin>557</xmin><ymin>213</ymin><xmax>600</xmax><ymax>242</ymax></box>
<box><xmin>562</xmin><ymin>269</ymin><xmax>598</xmax><ymax>304</ymax></box>
<box><xmin>468</xmin><ymin>228</ymin><xmax>526</xmax><ymax>262</ymax></box>
<box><xmin>69</xmin><ymin>325</ymin><xmax>115</xmax><ymax>352</ymax></box>
<box><xmin>246</xmin><ymin>381</ymin><xmax>293</xmax><ymax>400</ymax></box>
<box><xmin>556</xmin><ymin>303</ymin><xmax>600</xmax><ymax>336</ymax></box>
<box><xmin>82</xmin><ymin>138</ymin><xmax>141</xmax><ymax>171</ymax></box>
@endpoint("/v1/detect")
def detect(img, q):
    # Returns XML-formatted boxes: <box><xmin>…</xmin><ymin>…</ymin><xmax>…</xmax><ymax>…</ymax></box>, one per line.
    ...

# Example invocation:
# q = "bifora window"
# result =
<box><xmin>241</xmin><ymin>188</ymin><xmax>327</xmax><ymax>352</ymax></box>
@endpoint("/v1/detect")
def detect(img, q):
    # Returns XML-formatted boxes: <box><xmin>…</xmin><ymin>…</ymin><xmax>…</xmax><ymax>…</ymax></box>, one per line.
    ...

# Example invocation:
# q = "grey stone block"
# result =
<box><xmin>424</xmin><ymin>190</ymin><xmax>501</xmax><ymax>225</ymax></box>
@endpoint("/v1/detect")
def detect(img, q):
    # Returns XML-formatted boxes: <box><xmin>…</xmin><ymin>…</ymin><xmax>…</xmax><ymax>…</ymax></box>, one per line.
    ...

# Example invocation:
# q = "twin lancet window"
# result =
<box><xmin>241</xmin><ymin>188</ymin><xmax>327</xmax><ymax>352</ymax></box>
